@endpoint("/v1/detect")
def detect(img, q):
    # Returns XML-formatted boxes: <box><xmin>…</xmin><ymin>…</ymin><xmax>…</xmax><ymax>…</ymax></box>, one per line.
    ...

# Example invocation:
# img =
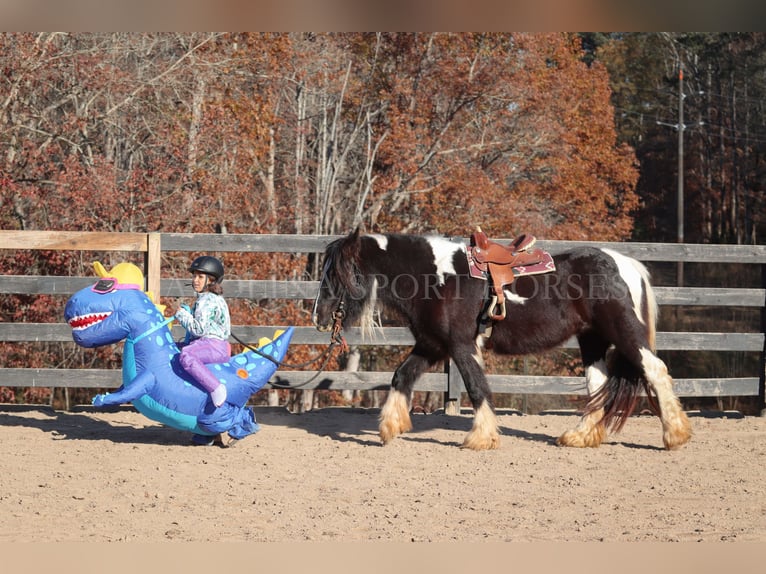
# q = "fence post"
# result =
<box><xmin>145</xmin><ymin>233</ymin><xmax>162</xmax><ymax>303</ymax></box>
<box><xmin>759</xmin><ymin>263</ymin><xmax>766</xmax><ymax>417</ymax></box>
<box><xmin>444</xmin><ymin>359</ymin><xmax>464</xmax><ymax>415</ymax></box>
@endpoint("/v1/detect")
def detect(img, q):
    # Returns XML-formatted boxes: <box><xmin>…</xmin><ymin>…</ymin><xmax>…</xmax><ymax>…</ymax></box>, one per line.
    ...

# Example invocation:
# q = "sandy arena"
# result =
<box><xmin>1</xmin><ymin>405</ymin><xmax>765</xmax><ymax>543</ymax></box>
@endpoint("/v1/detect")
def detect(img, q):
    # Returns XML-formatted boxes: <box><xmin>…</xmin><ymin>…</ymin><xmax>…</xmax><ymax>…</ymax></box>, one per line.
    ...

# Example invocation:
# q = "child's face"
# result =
<box><xmin>191</xmin><ymin>271</ymin><xmax>209</xmax><ymax>293</ymax></box>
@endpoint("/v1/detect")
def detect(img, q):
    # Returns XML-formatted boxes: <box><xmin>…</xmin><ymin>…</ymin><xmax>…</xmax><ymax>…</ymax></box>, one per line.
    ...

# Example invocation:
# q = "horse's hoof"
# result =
<box><xmin>378</xmin><ymin>391</ymin><xmax>413</xmax><ymax>445</ymax></box>
<box><xmin>460</xmin><ymin>402</ymin><xmax>500</xmax><ymax>450</ymax></box>
<box><xmin>663</xmin><ymin>413</ymin><xmax>692</xmax><ymax>450</ymax></box>
<box><xmin>379</xmin><ymin>420</ymin><xmax>411</xmax><ymax>445</ymax></box>
<box><xmin>461</xmin><ymin>432</ymin><xmax>500</xmax><ymax>450</ymax></box>
<box><xmin>378</xmin><ymin>426</ymin><xmax>393</xmax><ymax>445</ymax></box>
<box><xmin>378</xmin><ymin>422</ymin><xmax>397</xmax><ymax>445</ymax></box>
<box><xmin>556</xmin><ymin>424</ymin><xmax>605</xmax><ymax>448</ymax></box>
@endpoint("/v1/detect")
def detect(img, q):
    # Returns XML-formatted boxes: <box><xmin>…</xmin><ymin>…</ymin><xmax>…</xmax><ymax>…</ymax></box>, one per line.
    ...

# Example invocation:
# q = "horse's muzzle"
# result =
<box><xmin>312</xmin><ymin>314</ymin><xmax>332</xmax><ymax>332</ymax></box>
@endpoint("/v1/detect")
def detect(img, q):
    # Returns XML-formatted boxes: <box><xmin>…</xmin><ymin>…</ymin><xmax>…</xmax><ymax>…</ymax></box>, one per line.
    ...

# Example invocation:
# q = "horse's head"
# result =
<box><xmin>312</xmin><ymin>228</ymin><xmax>373</xmax><ymax>332</ymax></box>
<box><xmin>64</xmin><ymin>262</ymin><xmax>167</xmax><ymax>348</ymax></box>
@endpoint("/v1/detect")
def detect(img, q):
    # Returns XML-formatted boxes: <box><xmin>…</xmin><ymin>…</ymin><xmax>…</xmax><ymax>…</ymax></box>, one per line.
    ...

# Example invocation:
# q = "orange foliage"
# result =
<box><xmin>0</xmin><ymin>33</ymin><xmax>639</xmax><ymax>388</ymax></box>
<box><xmin>341</xmin><ymin>33</ymin><xmax>639</xmax><ymax>240</ymax></box>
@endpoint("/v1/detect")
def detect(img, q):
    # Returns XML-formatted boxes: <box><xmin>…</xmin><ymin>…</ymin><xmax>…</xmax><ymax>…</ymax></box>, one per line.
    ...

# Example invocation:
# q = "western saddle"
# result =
<box><xmin>467</xmin><ymin>226</ymin><xmax>553</xmax><ymax>321</ymax></box>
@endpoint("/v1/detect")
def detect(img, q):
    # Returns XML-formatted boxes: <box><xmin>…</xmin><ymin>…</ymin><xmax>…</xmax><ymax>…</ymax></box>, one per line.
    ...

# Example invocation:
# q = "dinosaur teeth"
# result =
<box><xmin>69</xmin><ymin>312</ymin><xmax>112</xmax><ymax>330</ymax></box>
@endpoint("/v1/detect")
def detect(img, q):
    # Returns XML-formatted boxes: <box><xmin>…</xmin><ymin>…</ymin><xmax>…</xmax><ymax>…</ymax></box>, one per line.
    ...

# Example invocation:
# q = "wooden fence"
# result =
<box><xmin>1</xmin><ymin>231</ymin><xmax>765</xmax><ymax>413</ymax></box>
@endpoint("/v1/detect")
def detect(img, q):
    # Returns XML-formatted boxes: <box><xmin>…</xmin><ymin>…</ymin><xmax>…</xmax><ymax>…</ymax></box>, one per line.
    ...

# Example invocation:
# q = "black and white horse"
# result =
<box><xmin>312</xmin><ymin>228</ymin><xmax>692</xmax><ymax>451</ymax></box>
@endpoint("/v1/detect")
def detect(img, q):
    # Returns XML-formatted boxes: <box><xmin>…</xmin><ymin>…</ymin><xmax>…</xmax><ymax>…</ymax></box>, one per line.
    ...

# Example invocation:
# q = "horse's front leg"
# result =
<box><xmin>379</xmin><ymin>349</ymin><xmax>432</xmax><ymax>445</ymax></box>
<box><xmin>452</xmin><ymin>346</ymin><xmax>500</xmax><ymax>450</ymax></box>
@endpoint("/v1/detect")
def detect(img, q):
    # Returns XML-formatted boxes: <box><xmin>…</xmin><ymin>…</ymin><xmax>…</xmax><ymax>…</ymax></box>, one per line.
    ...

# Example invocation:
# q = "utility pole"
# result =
<box><xmin>658</xmin><ymin>67</ymin><xmax>698</xmax><ymax>287</ymax></box>
<box><xmin>677</xmin><ymin>67</ymin><xmax>684</xmax><ymax>287</ymax></box>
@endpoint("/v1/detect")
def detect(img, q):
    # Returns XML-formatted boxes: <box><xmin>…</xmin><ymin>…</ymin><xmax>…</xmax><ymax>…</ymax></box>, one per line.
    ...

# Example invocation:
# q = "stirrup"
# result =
<box><xmin>486</xmin><ymin>294</ymin><xmax>506</xmax><ymax>321</ymax></box>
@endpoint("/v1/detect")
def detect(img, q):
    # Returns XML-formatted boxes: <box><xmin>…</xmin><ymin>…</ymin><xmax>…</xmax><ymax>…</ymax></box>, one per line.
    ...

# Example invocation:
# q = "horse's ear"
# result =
<box><xmin>338</xmin><ymin>227</ymin><xmax>362</xmax><ymax>280</ymax></box>
<box><xmin>329</xmin><ymin>227</ymin><xmax>364</xmax><ymax>296</ymax></box>
<box><xmin>340</xmin><ymin>227</ymin><xmax>362</xmax><ymax>261</ymax></box>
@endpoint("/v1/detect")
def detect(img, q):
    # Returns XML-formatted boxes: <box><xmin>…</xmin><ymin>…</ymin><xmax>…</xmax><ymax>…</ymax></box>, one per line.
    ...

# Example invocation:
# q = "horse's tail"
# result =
<box><xmin>587</xmin><ymin>351</ymin><xmax>657</xmax><ymax>433</ymax></box>
<box><xmin>632</xmin><ymin>257</ymin><xmax>659</xmax><ymax>351</ymax></box>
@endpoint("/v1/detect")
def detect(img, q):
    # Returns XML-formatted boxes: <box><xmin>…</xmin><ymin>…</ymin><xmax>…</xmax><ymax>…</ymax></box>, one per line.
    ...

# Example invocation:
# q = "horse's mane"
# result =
<box><xmin>324</xmin><ymin>235</ymin><xmax>365</xmax><ymax>298</ymax></box>
<box><xmin>324</xmin><ymin>232</ymin><xmax>380</xmax><ymax>338</ymax></box>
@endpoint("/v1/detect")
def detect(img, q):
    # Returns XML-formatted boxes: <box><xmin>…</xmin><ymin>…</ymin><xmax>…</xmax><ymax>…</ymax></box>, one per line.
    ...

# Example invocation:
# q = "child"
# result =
<box><xmin>175</xmin><ymin>255</ymin><xmax>231</xmax><ymax>407</ymax></box>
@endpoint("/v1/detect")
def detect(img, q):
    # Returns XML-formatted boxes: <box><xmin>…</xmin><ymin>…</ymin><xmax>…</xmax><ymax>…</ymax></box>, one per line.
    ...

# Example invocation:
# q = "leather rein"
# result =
<box><xmin>229</xmin><ymin>288</ymin><xmax>349</xmax><ymax>390</ymax></box>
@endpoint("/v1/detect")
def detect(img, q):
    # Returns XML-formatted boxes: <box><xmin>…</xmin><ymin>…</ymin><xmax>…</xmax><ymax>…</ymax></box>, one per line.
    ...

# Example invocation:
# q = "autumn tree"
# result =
<box><xmin>274</xmin><ymin>33</ymin><xmax>638</xmax><ymax>240</ymax></box>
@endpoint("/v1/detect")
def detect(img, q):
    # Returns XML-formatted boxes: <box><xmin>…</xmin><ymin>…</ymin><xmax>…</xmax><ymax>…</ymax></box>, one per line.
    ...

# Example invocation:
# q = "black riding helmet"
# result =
<box><xmin>189</xmin><ymin>255</ymin><xmax>224</xmax><ymax>284</ymax></box>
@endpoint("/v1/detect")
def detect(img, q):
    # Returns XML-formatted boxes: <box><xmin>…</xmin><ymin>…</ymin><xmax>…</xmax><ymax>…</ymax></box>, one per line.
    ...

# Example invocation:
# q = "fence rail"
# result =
<box><xmin>1</xmin><ymin>231</ymin><xmax>765</xmax><ymax>411</ymax></box>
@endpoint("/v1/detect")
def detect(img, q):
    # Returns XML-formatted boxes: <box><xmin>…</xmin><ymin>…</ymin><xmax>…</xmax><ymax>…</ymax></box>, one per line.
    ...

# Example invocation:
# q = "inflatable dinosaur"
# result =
<box><xmin>64</xmin><ymin>261</ymin><xmax>293</xmax><ymax>446</ymax></box>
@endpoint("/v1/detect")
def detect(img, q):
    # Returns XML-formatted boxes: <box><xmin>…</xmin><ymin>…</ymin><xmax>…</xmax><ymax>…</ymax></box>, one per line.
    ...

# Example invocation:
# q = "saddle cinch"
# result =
<box><xmin>467</xmin><ymin>226</ymin><xmax>555</xmax><ymax>321</ymax></box>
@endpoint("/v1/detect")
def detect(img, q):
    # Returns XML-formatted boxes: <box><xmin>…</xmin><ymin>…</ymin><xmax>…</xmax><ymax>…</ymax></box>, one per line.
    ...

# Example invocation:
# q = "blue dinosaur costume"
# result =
<box><xmin>64</xmin><ymin>262</ymin><xmax>293</xmax><ymax>444</ymax></box>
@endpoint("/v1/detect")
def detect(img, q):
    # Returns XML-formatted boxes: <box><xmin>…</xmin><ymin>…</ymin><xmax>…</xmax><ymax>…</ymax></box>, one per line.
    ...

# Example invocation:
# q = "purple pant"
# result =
<box><xmin>179</xmin><ymin>338</ymin><xmax>231</xmax><ymax>394</ymax></box>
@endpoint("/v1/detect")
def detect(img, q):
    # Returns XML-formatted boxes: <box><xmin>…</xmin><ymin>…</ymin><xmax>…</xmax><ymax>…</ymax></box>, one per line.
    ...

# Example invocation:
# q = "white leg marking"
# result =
<box><xmin>462</xmin><ymin>401</ymin><xmax>500</xmax><ymax>450</ymax></box>
<box><xmin>639</xmin><ymin>348</ymin><xmax>692</xmax><ymax>449</ymax></box>
<box><xmin>585</xmin><ymin>359</ymin><xmax>608</xmax><ymax>395</ymax></box>
<box><xmin>379</xmin><ymin>389</ymin><xmax>412</xmax><ymax>444</ymax></box>
<box><xmin>556</xmin><ymin>359</ymin><xmax>608</xmax><ymax>448</ymax></box>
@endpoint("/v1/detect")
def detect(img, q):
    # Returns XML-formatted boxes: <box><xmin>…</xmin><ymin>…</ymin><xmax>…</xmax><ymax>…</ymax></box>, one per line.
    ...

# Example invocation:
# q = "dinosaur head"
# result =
<box><xmin>65</xmin><ymin>262</ymin><xmax>167</xmax><ymax>348</ymax></box>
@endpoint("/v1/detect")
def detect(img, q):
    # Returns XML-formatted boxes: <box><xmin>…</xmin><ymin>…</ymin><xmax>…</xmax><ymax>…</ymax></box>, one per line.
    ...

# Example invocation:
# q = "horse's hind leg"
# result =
<box><xmin>451</xmin><ymin>345</ymin><xmax>500</xmax><ymax>450</ymax></box>
<box><xmin>639</xmin><ymin>348</ymin><xmax>692</xmax><ymax>450</ymax></box>
<box><xmin>556</xmin><ymin>359</ymin><xmax>608</xmax><ymax>448</ymax></box>
<box><xmin>379</xmin><ymin>348</ymin><xmax>431</xmax><ymax>445</ymax></box>
<box><xmin>557</xmin><ymin>332</ymin><xmax>609</xmax><ymax>448</ymax></box>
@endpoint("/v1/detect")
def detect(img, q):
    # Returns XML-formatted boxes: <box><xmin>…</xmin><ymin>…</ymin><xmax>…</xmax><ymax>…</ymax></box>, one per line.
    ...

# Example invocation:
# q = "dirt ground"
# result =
<box><xmin>1</xmin><ymin>405</ymin><xmax>765</xmax><ymax>543</ymax></box>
